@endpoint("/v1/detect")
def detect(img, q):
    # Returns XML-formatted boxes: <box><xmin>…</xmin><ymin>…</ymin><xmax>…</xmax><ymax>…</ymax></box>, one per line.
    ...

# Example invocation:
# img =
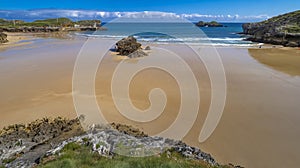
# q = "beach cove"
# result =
<box><xmin>1</xmin><ymin>33</ymin><xmax>300</xmax><ymax>167</ymax></box>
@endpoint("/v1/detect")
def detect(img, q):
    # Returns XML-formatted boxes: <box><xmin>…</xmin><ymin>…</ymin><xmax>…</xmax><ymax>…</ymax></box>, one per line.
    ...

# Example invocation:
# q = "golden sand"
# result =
<box><xmin>0</xmin><ymin>39</ymin><xmax>300</xmax><ymax>168</ymax></box>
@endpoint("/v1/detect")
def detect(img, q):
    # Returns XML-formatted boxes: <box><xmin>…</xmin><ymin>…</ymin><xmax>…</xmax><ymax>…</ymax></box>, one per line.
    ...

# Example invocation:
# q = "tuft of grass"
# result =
<box><xmin>38</xmin><ymin>143</ymin><xmax>222</xmax><ymax>168</ymax></box>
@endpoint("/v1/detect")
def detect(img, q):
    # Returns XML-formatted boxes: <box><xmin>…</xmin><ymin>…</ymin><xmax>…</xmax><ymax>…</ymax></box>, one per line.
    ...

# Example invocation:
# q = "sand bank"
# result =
<box><xmin>249</xmin><ymin>47</ymin><xmax>300</xmax><ymax>76</ymax></box>
<box><xmin>0</xmin><ymin>38</ymin><xmax>300</xmax><ymax>168</ymax></box>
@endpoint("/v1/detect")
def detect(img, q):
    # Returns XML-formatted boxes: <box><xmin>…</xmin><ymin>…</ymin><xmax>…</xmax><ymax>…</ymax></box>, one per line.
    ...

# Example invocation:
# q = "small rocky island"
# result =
<box><xmin>196</xmin><ymin>21</ymin><xmax>224</xmax><ymax>27</ymax></box>
<box><xmin>242</xmin><ymin>10</ymin><xmax>300</xmax><ymax>47</ymax></box>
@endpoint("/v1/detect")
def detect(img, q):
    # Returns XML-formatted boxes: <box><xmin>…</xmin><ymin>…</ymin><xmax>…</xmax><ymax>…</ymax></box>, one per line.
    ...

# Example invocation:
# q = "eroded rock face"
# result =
<box><xmin>116</xmin><ymin>36</ymin><xmax>142</xmax><ymax>55</ymax></box>
<box><xmin>0</xmin><ymin>118</ymin><xmax>221</xmax><ymax>168</ymax></box>
<box><xmin>242</xmin><ymin>10</ymin><xmax>300</xmax><ymax>47</ymax></box>
<box><xmin>0</xmin><ymin>118</ymin><xmax>83</xmax><ymax>168</ymax></box>
<box><xmin>0</xmin><ymin>32</ymin><xmax>8</xmax><ymax>43</ymax></box>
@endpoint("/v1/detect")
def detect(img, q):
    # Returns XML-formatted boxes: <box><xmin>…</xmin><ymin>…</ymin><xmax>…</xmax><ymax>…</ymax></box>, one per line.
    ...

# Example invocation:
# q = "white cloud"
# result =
<box><xmin>0</xmin><ymin>9</ymin><xmax>270</xmax><ymax>22</ymax></box>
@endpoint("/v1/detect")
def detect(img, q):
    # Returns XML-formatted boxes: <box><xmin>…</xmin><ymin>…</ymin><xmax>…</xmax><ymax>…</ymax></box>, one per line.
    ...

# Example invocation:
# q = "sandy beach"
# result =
<box><xmin>0</xmin><ymin>37</ymin><xmax>300</xmax><ymax>168</ymax></box>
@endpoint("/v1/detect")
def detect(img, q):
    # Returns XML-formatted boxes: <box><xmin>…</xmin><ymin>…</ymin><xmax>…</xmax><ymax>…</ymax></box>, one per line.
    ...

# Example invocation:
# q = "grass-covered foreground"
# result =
<box><xmin>38</xmin><ymin>142</ymin><xmax>226</xmax><ymax>168</ymax></box>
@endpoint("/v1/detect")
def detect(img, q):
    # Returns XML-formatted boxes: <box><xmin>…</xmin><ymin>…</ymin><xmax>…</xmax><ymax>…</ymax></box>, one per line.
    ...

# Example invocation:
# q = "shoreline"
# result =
<box><xmin>0</xmin><ymin>32</ymin><xmax>35</xmax><ymax>51</ymax></box>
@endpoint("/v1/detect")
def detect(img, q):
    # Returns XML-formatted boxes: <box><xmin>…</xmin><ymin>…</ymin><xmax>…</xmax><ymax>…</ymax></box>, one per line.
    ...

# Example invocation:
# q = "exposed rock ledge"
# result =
<box><xmin>242</xmin><ymin>10</ymin><xmax>300</xmax><ymax>47</ymax></box>
<box><xmin>0</xmin><ymin>118</ymin><xmax>242</xmax><ymax>168</ymax></box>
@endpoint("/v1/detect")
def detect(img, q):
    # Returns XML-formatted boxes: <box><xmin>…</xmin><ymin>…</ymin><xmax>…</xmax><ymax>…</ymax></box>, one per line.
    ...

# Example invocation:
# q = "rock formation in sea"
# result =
<box><xmin>0</xmin><ymin>32</ymin><xmax>8</xmax><ymax>43</ymax></box>
<box><xmin>242</xmin><ymin>10</ymin><xmax>300</xmax><ymax>47</ymax></box>
<box><xmin>196</xmin><ymin>21</ymin><xmax>224</xmax><ymax>27</ymax></box>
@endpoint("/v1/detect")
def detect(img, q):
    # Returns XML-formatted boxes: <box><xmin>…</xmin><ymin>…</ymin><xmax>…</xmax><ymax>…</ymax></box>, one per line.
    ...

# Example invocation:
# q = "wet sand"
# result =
<box><xmin>0</xmin><ymin>38</ymin><xmax>300</xmax><ymax>168</ymax></box>
<box><xmin>249</xmin><ymin>48</ymin><xmax>300</xmax><ymax>76</ymax></box>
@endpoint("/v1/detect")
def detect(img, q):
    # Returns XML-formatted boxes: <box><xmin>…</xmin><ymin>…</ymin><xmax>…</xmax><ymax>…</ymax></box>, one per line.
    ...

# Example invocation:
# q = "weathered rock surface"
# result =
<box><xmin>0</xmin><ymin>32</ymin><xmax>8</xmax><ymax>43</ymax></box>
<box><xmin>0</xmin><ymin>117</ymin><xmax>83</xmax><ymax>168</ymax></box>
<box><xmin>242</xmin><ymin>10</ymin><xmax>300</xmax><ymax>47</ymax></box>
<box><xmin>116</xmin><ymin>36</ymin><xmax>142</xmax><ymax>55</ymax></box>
<box><xmin>196</xmin><ymin>21</ymin><xmax>223</xmax><ymax>27</ymax></box>
<box><xmin>127</xmin><ymin>49</ymin><xmax>148</xmax><ymax>58</ymax></box>
<box><xmin>46</xmin><ymin>127</ymin><xmax>219</xmax><ymax>166</ymax></box>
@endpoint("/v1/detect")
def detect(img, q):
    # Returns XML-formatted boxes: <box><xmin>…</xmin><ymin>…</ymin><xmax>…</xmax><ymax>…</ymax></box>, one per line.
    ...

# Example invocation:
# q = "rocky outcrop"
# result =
<box><xmin>0</xmin><ymin>32</ymin><xmax>8</xmax><ymax>43</ymax></box>
<box><xmin>196</xmin><ymin>21</ymin><xmax>223</xmax><ymax>27</ymax></box>
<box><xmin>46</xmin><ymin>127</ymin><xmax>219</xmax><ymax>166</ymax></box>
<box><xmin>242</xmin><ymin>10</ymin><xmax>300</xmax><ymax>47</ymax></box>
<box><xmin>116</xmin><ymin>36</ymin><xmax>142</xmax><ymax>55</ymax></box>
<box><xmin>0</xmin><ymin>118</ymin><xmax>220</xmax><ymax>168</ymax></box>
<box><xmin>0</xmin><ymin>117</ymin><xmax>83</xmax><ymax>168</ymax></box>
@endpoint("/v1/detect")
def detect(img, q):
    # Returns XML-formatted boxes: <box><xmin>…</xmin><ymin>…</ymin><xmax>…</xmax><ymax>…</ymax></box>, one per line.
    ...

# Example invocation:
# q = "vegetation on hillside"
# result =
<box><xmin>0</xmin><ymin>18</ymin><xmax>101</xmax><ymax>28</ymax></box>
<box><xmin>38</xmin><ymin>142</ymin><xmax>226</xmax><ymax>168</ymax></box>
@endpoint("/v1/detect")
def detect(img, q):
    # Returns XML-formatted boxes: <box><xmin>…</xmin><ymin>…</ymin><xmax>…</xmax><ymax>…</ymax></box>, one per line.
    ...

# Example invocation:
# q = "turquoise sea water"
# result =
<box><xmin>75</xmin><ymin>22</ymin><xmax>253</xmax><ymax>47</ymax></box>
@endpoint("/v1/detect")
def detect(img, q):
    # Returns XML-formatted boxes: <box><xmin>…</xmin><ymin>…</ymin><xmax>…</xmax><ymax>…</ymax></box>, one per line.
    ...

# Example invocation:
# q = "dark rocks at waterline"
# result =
<box><xmin>0</xmin><ymin>32</ymin><xmax>8</xmax><ymax>43</ymax></box>
<box><xmin>116</xmin><ymin>36</ymin><xmax>142</xmax><ymax>55</ymax></box>
<box><xmin>241</xmin><ymin>10</ymin><xmax>300</xmax><ymax>47</ymax></box>
<box><xmin>196</xmin><ymin>21</ymin><xmax>224</xmax><ymax>27</ymax></box>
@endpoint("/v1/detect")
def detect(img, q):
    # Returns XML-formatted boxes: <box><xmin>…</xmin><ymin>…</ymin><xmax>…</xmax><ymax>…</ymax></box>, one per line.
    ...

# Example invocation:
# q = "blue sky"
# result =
<box><xmin>0</xmin><ymin>0</ymin><xmax>299</xmax><ymax>22</ymax></box>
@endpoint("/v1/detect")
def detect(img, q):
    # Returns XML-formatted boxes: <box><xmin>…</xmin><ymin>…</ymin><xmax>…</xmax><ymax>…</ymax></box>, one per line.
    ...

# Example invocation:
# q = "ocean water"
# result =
<box><xmin>75</xmin><ymin>22</ymin><xmax>253</xmax><ymax>47</ymax></box>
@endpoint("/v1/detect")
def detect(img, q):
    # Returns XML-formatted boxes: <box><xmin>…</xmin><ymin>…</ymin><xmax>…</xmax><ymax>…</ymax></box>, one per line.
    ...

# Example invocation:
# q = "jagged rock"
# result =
<box><xmin>144</xmin><ymin>46</ymin><xmax>151</xmax><ymax>50</ymax></box>
<box><xmin>0</xmin><ymin>32</ymin><xmax>8</xmax><ymax>43</ymax></box>
<box><xmin>242</xmin><ymin>10</ymin><xmax>300</xmax><ymax>47</ymax></box>
<box><xmin>127</xmin><ymin>49</ymin><xmax>148</xmax><ymax>58</ymax></box>
<box><xmin>46</xmin><ymin>127</ymin><xmax>218</xmax><ymax>166</ymax></box>
<box><xmin>0</xmin><ymin>117</ymin><xmax>83</xmax><ymax>168</ymax></box>
<box><xmin>116</xmin><ymin>36</ymin><xmax>142</xmax><ymax>55</ymax></box>
<box><xmin>1</xmin><ymin>119</ymin><xmax>220</xmax><ymax>168</ymax></box>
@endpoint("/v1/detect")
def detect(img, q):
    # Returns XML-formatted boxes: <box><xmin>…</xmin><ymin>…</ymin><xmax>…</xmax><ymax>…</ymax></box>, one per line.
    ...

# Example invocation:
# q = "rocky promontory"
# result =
<box><xmin>242</xmin><ymin>10</ymin><xmax>300</xmax><ymax>47</ymax></box>
<box><xmin>0</xmin><ymin>117</ymin><xmax>242</xmax><ymax>168</ymax></box>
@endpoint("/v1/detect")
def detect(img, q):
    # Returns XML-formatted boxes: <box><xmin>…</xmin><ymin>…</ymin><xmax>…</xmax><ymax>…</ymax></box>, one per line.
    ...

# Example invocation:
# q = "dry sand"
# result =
<box><xmin>0</xmin><ymin>38</ymin><xmax>300</xmax><ymax>168</ymax></box>
<box><xmin>0</xmin><ymin>33</ymin><xmax>34</xmax><ymax>51</ymax></box>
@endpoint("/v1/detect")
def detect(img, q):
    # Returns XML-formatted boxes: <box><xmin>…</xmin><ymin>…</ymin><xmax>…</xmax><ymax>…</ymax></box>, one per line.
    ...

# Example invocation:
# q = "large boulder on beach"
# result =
<box><xmin>0</xmin><ymin>32</ymin><xmax>8</xmax><ymax>43</ymax></box>
<box><xmin>116</xmin><ymin>36</ymin><xmax>141</xmax><ymax>55</ymax></box>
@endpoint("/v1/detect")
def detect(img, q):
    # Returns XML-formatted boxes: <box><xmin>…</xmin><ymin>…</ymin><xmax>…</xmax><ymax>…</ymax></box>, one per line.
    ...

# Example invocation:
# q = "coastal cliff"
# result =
<box><xmin>242</xmin><ymin>10</ymin><xmax>300</xmax><ymax>47</ymax></box>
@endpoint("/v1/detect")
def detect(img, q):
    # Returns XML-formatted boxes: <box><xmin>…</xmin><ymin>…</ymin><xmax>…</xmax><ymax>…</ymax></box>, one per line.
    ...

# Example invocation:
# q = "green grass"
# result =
<box><xmin>38</xmin><ymin>142</ymin><xmax>220</xmax><ymax>168</ymax></box>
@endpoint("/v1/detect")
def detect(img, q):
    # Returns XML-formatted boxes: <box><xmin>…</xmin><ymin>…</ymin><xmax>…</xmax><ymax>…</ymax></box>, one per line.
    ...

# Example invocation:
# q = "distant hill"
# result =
<box><xmin>0</xmin><ymin>18</ymin><xmax>101</xmax><ymax>28</ymax></box>
<box><xmin>242</xmin><ymin>10</ymin><xmax>300</xmax><ymax>47</ymax></box>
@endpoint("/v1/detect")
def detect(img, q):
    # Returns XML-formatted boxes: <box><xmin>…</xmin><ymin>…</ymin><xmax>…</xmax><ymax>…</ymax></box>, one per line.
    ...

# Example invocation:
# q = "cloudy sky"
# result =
<box><xmin>0</xmin><ymin>0</ymin><xmax>299</xmax><ymax>22</ymax></box>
